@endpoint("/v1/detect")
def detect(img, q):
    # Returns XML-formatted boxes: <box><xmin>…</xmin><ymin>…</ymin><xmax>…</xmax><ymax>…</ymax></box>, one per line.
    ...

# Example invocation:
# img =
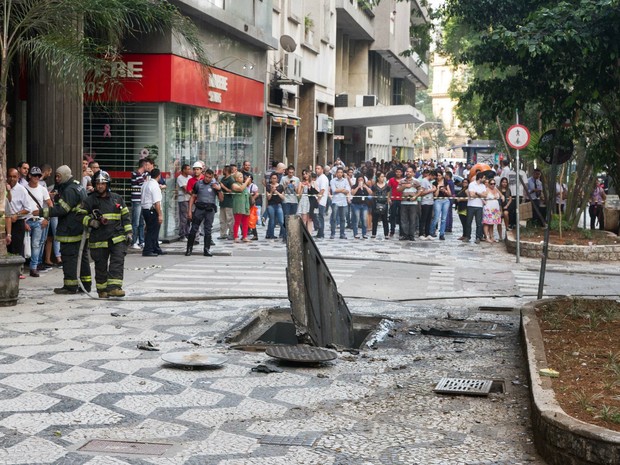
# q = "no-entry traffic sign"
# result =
<box><xmin>506</xmin><ymin>124</ymin><xmax>530</xmax><ymax>150</ymax></box>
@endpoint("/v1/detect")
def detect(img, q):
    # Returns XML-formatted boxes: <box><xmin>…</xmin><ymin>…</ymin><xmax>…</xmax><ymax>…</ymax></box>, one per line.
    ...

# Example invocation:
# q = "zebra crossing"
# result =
<box><xmin>139</xmin><ymin>258</ymin><xmax>362</xmax><ymax>297</ymax></box>
<box><xmin>426</xmin><ymin>266</ymin><xmax>456</xmax><ymax>298</ymax></box>
<box><xmin>512</xmin><ymin>270</ymin><xmax>543</xmax><ymax>296</ymax></box>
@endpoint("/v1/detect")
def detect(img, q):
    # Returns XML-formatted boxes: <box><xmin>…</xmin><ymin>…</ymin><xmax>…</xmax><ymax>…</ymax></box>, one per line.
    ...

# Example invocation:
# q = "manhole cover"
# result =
<box><xmin>434</xmin><ymin>377</ymin><xmax>493</xmax><ymax>396</ymax></box>
<box><xmin>78</xmin><ymin>439</ymin><xmax>173</xmax><ymax>456</ymax></box>
<box><xmin>265</xmin><ymin>345</ymin><xmax>337</xmax><ymax>363</ymax></box>
<box><xmin>161</xmin><ymin>351</ymin><xmax>227</xmax><ymax>367</ymax></box>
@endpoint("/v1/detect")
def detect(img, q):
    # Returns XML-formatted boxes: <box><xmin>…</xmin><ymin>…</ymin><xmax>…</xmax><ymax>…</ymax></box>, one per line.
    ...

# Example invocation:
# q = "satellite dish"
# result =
<box><xmin>280</xmin><ymin>35</ymin><xmax>297</xmax><ymax>53</ymax></box>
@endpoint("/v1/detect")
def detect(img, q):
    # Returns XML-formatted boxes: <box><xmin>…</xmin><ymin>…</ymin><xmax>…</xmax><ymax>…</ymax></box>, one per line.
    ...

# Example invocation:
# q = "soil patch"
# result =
<box><xmin>520</xmin><ymin>227</ymin><xmax>618</xmax><ymax>246</ymax></box>
<box><xmin>537</xmin><ymin>297</ymin><xmax>620</xmax><ymax>432</ymax></box>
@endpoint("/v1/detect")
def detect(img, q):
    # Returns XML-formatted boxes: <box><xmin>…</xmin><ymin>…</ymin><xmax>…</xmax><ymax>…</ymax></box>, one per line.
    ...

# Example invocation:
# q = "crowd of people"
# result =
<box><xmin>5</xmin><ymin>155</ymin><xmax>611</xmax><ymax>291</ymax></box>
<box><xmin>170</xmin><ymin>157</ymin><xmax>610</xmax><ymax>249</ymax></box>
<box><xmin>5</xmin><ymin>158</ymin><xmax>132</xmax><ymax>297</ymax></box>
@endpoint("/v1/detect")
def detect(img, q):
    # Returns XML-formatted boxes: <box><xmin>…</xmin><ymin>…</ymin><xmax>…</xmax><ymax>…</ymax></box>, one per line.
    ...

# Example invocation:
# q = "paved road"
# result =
<box><xmin>2</xmin><ymin>221</ymin><xmax>618</xmax><ymax>464</ymax></box>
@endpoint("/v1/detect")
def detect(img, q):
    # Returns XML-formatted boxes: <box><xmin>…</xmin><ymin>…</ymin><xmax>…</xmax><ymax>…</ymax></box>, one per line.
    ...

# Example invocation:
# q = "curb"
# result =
<box><xmin>521</xmin><ymin>300</ymin><xmax>620</xmax><ymax>464</ymax></box>
<box><xmin>506</xmin><ymin>231</ymin><xmax>620</xmax><ymax>261</ymax></box>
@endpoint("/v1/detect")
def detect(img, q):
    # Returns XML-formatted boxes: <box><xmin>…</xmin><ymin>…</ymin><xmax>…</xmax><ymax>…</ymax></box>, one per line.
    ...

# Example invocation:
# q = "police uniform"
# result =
<box><xmin>77</xmin><ymin>172</ymin><xmax>132</xmax><ymax>298</ymax></box>
<box><xmin>186</xmin><ymin>178</ymin><xmax>219</xmax><ymax>256</ymax></box>
<box><xmin>42</xmin><ymin>165</ymin><xmax>92</xmax><ymax>294</ymax></box>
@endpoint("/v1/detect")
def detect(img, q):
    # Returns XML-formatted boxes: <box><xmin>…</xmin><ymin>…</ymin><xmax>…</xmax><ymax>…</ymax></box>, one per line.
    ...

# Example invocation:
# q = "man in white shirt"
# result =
<box><xmin>176</xmin><ymin>163</ymin><xmax>191</xmax><ymax>240</ymax></box>
<box><xmin>7</xmin><ymin>168</ymin><xmax>37</xmax><ymax>260</ymax></box>
<box><xmin>280</xmin><ymin>165</ymin><xmax>300</xmax><ymax>218</ymax></box>
<box><xmin>462</xmin><ymin>172</ymin><xmax>487</xmax><ymax>244</ymax></box>
<box><xmin>141</xmin><ymin>168</ymin><xmax>165</xmax><ymax>257</ymax></box>
<box><xmin>313</xmin><ymin>164</ymin><xmax>330</xmax><ymax>238</ymax></box>
<box><xmin>25</xmin><ymin>167</ymin><xmax>53</xmax><ymax>277</ymax></box>
<box><xmin>329</xmin><ymin>167</ymin><xmax>351</xmax><ymax>239</ymax></box>
<box><xmin>527</xmin><ymin>168</ymin><xmax>545</xmax><ymax>225</ymax></box>
<box><xmin>555</xmin><ymin>181</ymin><xmax>568</xmax><ymax>214</ymax></box>
<box><xmin>17</xmin><ymin>161</ymin><xmax>30</xmax><ymax>186</ymax></box>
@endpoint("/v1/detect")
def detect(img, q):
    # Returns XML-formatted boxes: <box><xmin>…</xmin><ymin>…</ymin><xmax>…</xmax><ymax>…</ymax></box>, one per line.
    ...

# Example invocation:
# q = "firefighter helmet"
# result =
<box><xmin>93</xmin><ymin>170</ymin><xmax>111</xmax><ymax>185</ymax></box>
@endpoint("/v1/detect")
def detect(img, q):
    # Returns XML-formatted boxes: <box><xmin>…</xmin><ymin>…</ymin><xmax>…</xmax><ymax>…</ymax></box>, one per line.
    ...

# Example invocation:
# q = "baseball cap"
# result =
<box><xmin>192</xmin><ymin>161</ymin><xmax>203</xmax><ymax>169</ymax></box>
<box><xmin>29</xmin><ymin>166</ymin><xmax>42</xmax><ymax>176</ymax></box>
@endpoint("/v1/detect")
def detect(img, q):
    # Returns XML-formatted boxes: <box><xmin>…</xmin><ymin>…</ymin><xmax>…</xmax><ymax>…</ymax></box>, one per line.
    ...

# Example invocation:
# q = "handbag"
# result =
<box><xmin>375</xmin><ymin>202</ymin><xmax>387</xmax><ymax>214</ymax></box>
<box><xmin>23</xmin><ymin>231</ymin><xmax>31</xmax><ymax>259</ymax></box>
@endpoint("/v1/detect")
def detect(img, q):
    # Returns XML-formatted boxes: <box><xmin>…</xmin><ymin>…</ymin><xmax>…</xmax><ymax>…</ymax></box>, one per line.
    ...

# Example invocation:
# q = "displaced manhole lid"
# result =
<box><xmin>265</xmin><ymin>345</ymin><xmax>337</xmax><ymax>363</ymax></box>
<box><xmin>78</xmin><ymin>439</ymin><xmax>173</xmax><ymax>456</ymax></box>
<box><xmin>161</xmin><ymin>351</ymin><xmax>227</xmax><ymax>367</ymax></box>
<box><xmin>434</xmin><ymin>377</ymin><xmax>493</xmax><ymax>396</ymax></box>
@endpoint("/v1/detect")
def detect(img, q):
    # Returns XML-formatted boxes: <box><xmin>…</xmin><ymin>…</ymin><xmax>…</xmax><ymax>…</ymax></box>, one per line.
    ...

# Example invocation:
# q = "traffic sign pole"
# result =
<box><xmin>506</xmin><ymin>120</ymin><xmax>530</xmax><ymax>264</ymax></box>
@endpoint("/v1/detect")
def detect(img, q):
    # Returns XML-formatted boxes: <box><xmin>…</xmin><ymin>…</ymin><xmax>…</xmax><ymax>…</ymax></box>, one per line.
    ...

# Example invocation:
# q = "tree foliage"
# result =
<box><xmin>439</xmin><ymin>0</ymin><xmax>620</xmax><ymax>190</ymax></box>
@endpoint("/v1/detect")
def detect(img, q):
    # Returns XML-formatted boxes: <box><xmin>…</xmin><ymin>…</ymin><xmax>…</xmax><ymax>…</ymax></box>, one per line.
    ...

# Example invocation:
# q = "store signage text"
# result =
<box><xmin>85</xmin><ymin>60</ymin><xmax>144</xmax><ymax>96</ymax></box>
<box><xmin>208</xmin><ymin>73</ymin><xmax>229</xmax><ymax>104</ymax></box>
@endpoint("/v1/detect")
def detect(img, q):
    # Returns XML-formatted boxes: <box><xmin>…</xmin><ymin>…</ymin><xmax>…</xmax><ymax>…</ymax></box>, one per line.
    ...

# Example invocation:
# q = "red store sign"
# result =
<box><xmin>86</xmin><ymin>54</ymin><xmax>264</xmax><ymax>117</ymax></box>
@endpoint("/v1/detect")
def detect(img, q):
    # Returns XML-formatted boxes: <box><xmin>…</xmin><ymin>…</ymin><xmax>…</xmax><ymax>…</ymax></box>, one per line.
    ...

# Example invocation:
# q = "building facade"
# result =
<box><xmin>334</xmin><ymin>0</ymin><xmax>430</xmax><ymax>166</ymax></box>
<box><xmin>8</xmin><ymin>0</ymin><xmax>432</xmax><ymax>241</ymax></box>
<box><xmin>83</xmin><ymin>0</ymin><xmax>277</xmax><ymax>237</ymax></box>
<box><xmin>430</xmin><ymin>52</ymin><xmax>469</xmax><ymax>158</ymax></box>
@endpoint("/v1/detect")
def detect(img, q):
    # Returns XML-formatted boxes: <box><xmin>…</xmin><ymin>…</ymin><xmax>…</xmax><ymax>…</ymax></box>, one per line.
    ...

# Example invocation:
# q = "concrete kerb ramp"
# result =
<box><xmin>521</xmin><ymin>299</ymin><xmax>620</xmax><ymax>465</ymax></box>
<box><xmin>286</xmin><ymin>216</ymin><xmax>355</xmax><ymax>348</ymax></box>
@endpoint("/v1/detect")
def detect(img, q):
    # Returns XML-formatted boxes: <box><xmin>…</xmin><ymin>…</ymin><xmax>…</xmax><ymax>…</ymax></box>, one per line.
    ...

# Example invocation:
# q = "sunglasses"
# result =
<box><xmin>489</xmin><ymin>182</ymin><xmax>496</xmax><ymax>185</ymax></box>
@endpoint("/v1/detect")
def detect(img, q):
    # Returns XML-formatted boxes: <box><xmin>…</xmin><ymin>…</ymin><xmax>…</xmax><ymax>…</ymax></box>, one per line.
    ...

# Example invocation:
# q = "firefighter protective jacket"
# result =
<box><xmin>42</xmin><ymin>177</ymin><xmax>88</xmax><ymax>243</ymax></box>
<box><xmin>78</xmin><ymin>191</ymin><xmax>132</xmax><ymax>248</ymax></box>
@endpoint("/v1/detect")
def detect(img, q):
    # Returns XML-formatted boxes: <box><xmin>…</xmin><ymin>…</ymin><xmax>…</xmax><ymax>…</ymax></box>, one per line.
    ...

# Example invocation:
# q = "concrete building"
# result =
<box><xmin>7</xmin><ymin>0</ymin><xmax>430</xmax><ymax>240</ymax></box>
<box><xmin>267</xmin><ymin>0</ymin><xmax>337</xmax><ymax>172</ymax></box>
<box><xmin>334</xmin><ymin>0</ymin><xmax>429</xmax><ymax>166</ymax></box>
<box><xmin>430</xmin><ymin>52</ymin><xmax>469</xmax><ymax>159</ymax></box>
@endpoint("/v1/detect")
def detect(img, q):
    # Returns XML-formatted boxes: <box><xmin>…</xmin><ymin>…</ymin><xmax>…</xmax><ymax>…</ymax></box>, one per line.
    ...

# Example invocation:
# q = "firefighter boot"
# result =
<box><xmin>108</xmin><ymin>288</ymin><xmax>126</xmax><ymax>298</ymax></box>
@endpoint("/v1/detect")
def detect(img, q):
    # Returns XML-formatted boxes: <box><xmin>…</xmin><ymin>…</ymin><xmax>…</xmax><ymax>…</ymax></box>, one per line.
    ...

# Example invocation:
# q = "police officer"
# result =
<box><xmin>42</xmin><ymin>165</ymin><xmax>92</xmax><ymax>294</ymax></box>
<box><xmin>186</xmin><ymin>168</ymin><xmax>220</xmax><ymax>257</ymax></box>
<box><xmin>78</xmin><ymin>171</ymin><xmax>132</xmax><ymax>298</ymax></box>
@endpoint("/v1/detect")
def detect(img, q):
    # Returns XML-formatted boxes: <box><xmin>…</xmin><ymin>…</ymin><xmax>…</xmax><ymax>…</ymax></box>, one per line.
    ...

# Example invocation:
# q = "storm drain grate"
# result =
<box><xmin>78</xmin><ymin>439</ymin><xmax>173</xmax><ymax>456</ymax></box>
<box><xmin>258</xmin><ymin>432</ymin><xmax>321</xmax><ymax>447</ymax></box>
<box><xmin>434</xmin><ymin>377</ymin><xmax>493</xmax><ymax>396</ymax></box>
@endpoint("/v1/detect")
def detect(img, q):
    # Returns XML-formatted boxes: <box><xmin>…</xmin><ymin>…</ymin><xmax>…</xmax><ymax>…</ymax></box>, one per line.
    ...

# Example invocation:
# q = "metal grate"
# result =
<box><xmin>78</xmin><ymin>439</ymin><xmax>173</xmax><ymax>456</ymax></box>
<box><xmin>434</xmin><ymin>378</ymin><xmax>493</xmax><ymax>396</ymax></box>
<box><xmin>265</xmin><ymin>345</ymin><xmax>337</xmax><ymax>363</ymax></box>
<box><xmin>478</xmin><ymin>306</ymin><xmax>515</xmax><ymax>312</ymax></box>
<box><xmin>258</xmin><ymin>433</ymin><xmax>321</xmax><ymax>447</ymax></box>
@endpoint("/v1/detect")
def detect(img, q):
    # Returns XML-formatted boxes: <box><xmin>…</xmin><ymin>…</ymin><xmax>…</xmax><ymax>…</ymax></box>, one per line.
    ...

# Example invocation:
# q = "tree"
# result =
<box><xmin>439</xmin><ymin>0</ymin><xmax>620</xmax><ymax>192</ymax></box>
<box><xmin>0</xmin><ymin>0</ymin><xmax>209</xmax><ymax>256</ymax></box>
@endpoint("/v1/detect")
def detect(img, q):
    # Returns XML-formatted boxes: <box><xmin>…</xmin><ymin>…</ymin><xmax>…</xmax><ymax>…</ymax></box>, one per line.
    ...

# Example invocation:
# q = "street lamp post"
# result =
<box><xmin>413</xmin><ymin>121</ymin><xmax>442</xmax><ymax>158</ymax></box>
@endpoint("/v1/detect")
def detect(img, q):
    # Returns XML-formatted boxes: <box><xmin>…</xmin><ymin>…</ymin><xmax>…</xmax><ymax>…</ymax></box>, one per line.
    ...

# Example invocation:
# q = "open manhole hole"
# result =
<box><xmin>226</xmin><ymin>307</ymin><xmax>391</xmax><ymax>350</ymax></box>
<box><xmin>78</xmin><ymin>439</ymin><xmax>174</xmax><ymax>456</ymax></box>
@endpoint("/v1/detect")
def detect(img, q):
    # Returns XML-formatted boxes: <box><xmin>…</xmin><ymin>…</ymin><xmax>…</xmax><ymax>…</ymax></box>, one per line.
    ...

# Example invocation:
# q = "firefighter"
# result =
<box><xmin>77</xmin><ymin>171</ymin><xmax>132</xmax><ymax>298</ymax></box>
<box><xmin>42</xmin><ymin>165</ymin><xmax>92</xmax><ymax>294</ymax></box>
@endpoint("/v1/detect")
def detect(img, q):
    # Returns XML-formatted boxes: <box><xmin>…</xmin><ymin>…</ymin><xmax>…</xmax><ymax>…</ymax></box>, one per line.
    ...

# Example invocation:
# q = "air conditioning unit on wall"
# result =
<box><xmin>317</xmin><ymin>113</ymin><xmax>334</xmax><ymax>134</ymax></box>
<box><xmin>355</xmin><ymin>94</ymin><xmax>378</xmax><ymax>107</ymax></box>
<box><xmin>283</xmin><ymin>53</ymin><xmax>302</xmax><ymax>83</ymax></box>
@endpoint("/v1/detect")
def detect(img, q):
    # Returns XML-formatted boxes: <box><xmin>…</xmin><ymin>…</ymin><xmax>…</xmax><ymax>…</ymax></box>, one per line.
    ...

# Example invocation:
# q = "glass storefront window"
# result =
<box><xmin>165</xmin><ymin>104</ymin><xmax>260</xmax><ymax>177</ymax></box>
<box><xmin>162</xmin><ymin>104</ymin><xmax>261</xmax><ymax>237</ymax></box>
<box><xmin>84</xmin><ymin>102</ymin><xmax>262</xmax><ymax>239</ymax></box>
